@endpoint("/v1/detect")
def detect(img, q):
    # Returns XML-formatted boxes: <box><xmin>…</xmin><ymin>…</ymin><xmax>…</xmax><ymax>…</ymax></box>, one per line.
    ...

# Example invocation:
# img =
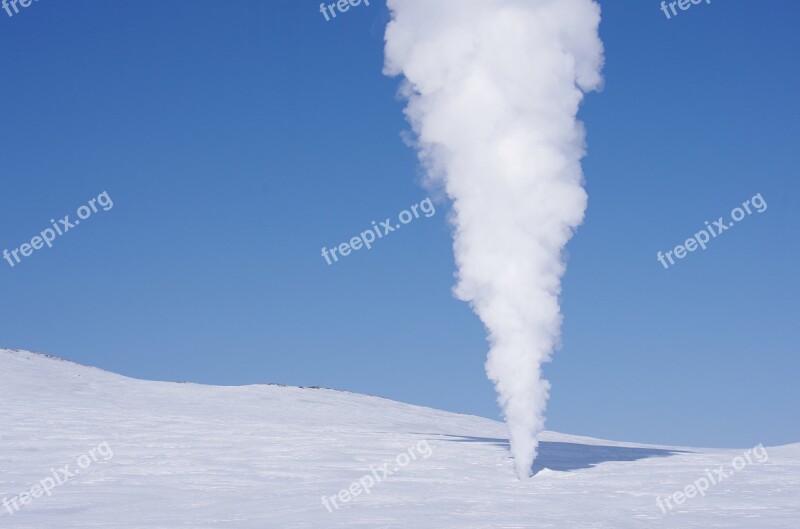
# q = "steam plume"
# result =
<box><xmin>384</xmin><ymin>0</ymin><xmax>604</xmax><ymax>478</ymax></box>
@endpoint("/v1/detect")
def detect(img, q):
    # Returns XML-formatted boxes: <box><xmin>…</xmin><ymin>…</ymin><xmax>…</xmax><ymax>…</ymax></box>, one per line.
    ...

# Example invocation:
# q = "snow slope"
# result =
<box><xmin>1</xmin><ymin>348</ymin><xmax>797</xmax><ymax>528</ymax></box>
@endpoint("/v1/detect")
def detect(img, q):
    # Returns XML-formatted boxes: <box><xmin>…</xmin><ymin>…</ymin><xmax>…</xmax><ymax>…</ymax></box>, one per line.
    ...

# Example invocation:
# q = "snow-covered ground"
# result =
<box><xmin>1</xmin><ymin>348</ymin><xmax>797</xmax><ymax>528</ymax></box>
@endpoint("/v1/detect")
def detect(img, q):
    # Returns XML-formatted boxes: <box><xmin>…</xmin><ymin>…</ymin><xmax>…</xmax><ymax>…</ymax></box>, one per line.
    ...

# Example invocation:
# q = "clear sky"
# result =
<box><xmin>1</xmin><ymin>0</ymin><xmax>797</xmax><ymax>449</ymax></box>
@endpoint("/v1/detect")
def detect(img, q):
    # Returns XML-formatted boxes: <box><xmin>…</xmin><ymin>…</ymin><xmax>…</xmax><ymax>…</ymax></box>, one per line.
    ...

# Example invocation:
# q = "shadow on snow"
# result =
<box><xmin>433</xmin><ymin>434</ymin><xmax>686</xmax><ymax>475</ymax></box>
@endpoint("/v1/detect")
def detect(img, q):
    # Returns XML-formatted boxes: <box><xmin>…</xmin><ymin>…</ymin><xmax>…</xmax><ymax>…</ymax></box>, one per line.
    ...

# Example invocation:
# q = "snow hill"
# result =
<box><xmin>1</xmin><ymin>348</ymin><xmax>798</xmax><ymax>528</ymax></box>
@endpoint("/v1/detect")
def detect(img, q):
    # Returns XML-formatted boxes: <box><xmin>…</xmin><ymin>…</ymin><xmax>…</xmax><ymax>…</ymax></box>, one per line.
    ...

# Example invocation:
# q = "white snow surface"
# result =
<box><xmin>1</xmin><ymin>348</ymin><xmax>797</xmax><ymax>528</ymax></box>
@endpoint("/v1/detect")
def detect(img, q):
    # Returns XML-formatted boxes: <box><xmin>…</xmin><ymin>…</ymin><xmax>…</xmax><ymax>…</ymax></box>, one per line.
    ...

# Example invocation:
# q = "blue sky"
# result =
<box><xmin>1</xmin><ymin>0</ymin><xmax>797</xmax><ymax>449</ymax></box>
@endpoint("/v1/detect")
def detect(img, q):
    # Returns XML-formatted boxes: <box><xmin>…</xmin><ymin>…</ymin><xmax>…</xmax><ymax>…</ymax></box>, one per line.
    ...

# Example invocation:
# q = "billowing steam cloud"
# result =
<box><xmin>384</xmin><ymin>0</ymin><xmax>604</xmax><ymax>478</ymax></box>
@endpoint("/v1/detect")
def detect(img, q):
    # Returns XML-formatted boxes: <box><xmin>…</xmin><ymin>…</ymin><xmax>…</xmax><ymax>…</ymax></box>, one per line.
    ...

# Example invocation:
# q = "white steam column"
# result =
<box><xmin>384</xmin><ymin>0</ymin><xmax>604</xmax><ymax>478</ymax></box>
